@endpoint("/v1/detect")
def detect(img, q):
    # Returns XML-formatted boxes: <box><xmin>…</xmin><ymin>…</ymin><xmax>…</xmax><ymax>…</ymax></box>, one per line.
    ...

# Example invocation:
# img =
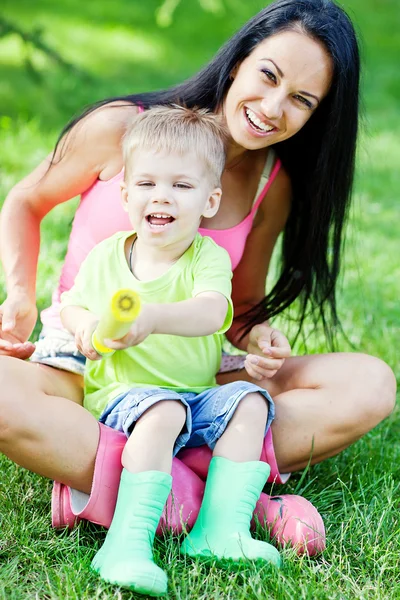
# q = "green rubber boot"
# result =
<box><xmin>180</xmin><ymin>456</ymin><xmax>281</xmax><ymax>567</ymax></box>
<box><xmin>91</xmin><ymin>468</ymin><xmax>172</xmax><ymax>596</ymax></box>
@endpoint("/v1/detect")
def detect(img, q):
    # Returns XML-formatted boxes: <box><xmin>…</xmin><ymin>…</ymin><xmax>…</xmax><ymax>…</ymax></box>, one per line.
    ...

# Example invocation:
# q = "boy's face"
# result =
<box><xmin>121</xmin><ymin>149</ymin><xmax>221</xmax><ymax>249</ymax></box>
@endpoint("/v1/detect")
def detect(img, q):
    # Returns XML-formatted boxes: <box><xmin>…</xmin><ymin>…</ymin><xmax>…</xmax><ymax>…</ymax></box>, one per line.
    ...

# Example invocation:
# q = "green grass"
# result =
<box><xmin>0</xmin><ymin>0</ymin><xmax>399</xmax><ymax>598</ymax></box>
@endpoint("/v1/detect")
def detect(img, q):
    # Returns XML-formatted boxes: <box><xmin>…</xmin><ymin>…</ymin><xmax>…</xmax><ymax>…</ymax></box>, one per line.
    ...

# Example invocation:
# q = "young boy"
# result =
<box><xmin>60</xmin><ymin>105</ymin><xmax>280</xmax><ymax>597</ymax></box>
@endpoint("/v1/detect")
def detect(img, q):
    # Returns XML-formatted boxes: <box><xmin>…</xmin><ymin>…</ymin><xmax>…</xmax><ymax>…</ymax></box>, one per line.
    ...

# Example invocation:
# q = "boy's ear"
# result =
<box><xmin>120</xmin><ymin>180</ymin><xmax>129</xmax><ymax>211</ymax></box>
<box><xmin>202</xmin><ymin>188</ymin><xmax>222</xmax><ymax>219</ymax></box>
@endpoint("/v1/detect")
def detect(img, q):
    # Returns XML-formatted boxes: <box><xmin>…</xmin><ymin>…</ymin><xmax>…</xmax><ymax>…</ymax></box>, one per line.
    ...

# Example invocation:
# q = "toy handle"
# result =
<box><xmin>92</xmin><ymin>289</ymin><xmax>141</xmax><ymax>356</ymax></box>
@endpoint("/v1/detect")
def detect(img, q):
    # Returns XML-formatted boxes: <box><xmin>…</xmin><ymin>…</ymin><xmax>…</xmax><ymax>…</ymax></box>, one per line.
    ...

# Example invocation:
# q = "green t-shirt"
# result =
<box><xmin>61</xmin><ymin>232</ymin><xmax>233</xmax><ymax>419</ymax></box>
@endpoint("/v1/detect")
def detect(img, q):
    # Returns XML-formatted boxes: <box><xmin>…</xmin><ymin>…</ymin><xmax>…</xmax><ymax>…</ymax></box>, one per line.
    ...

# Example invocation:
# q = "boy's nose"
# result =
<box><xmin>151</xmin><ymin>197</ymin><xmax>172</xmax><ymax>207</ymax></box>
<box><xmin>151</xmin><ymin>187</ymin><xmax>173</xmax><ymax>204</ymax></box>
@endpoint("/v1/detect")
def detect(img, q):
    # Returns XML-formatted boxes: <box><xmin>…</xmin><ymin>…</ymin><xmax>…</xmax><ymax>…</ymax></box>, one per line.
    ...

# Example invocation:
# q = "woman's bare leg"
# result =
<box><xmin>0</xmin><ymin>356</ymin><xmax>99</xmax><ymax>493</ymax></box>
<box><xmin>218</xmin><ymin>352</ymin><xmax>396</xmax><ymax>473</ymax></box>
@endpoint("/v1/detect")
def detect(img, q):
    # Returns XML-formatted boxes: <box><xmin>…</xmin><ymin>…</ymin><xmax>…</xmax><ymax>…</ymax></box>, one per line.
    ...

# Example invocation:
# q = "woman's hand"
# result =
<box><xmin>104</xmin><ymin>305</ymin><xmax>157</xmax><ymax>351</ymax></box>
<box><xmin>244</xmin><ymin>323</ymin><xmax>291</xmax><ymax>381</ymax></box>
<box><xmin>0</xmin><ymin>294</ymin><xmax>37</xmax><ymax>359</ymax></box>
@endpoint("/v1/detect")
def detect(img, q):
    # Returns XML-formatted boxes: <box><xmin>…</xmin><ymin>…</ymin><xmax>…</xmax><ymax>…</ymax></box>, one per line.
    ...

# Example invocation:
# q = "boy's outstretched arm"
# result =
<box><xmin>103</xmin><ymin>292</ymin><xmax>229</xmax><ymax>351</ymax></box>
<box><xmin>60</xmin><ymin>305</ymin><xmax>102</xmax><ymax>360</ymax></box>
<box><xmin>153</xmin><ymin>292</ymin><xmax>228</xmax><ymax>336</ymax></box>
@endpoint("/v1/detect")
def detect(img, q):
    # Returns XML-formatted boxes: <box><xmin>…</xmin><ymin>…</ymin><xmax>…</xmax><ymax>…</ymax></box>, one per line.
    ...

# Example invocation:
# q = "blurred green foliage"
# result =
<box><xmin>0</xmin><ymin>2</ymin><xmax>399</xmax><ymax>599</ymax></box>
<box><xmin>0</xmin><ymin>0</ymin><xmax>267</xmax><ymax>129</ymax></box>
<box><xmin>0</xmin><ymin>0</ymin><xmax>400</xmax><ymax>353</ymax></box>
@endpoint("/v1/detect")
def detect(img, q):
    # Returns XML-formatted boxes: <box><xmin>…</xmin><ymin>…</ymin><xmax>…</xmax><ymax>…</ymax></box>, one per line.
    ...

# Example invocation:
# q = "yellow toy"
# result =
<box><xmin>92</xmin><ymin>289</ymin><xmax>141</xmax><ymax>355</ymax></box>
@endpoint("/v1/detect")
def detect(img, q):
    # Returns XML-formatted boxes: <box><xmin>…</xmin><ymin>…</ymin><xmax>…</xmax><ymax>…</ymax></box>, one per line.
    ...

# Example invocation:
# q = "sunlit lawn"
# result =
<box><xmin>0</xmin><ymin>1</ymin><xmax>399</xmax><ymax>598</ymax></box>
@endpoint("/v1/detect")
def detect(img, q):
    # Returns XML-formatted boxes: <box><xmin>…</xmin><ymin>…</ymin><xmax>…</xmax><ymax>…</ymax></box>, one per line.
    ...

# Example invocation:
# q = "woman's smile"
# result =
<box><xmin>243</xmin><ymin>106</ymin><xmax>278</xmax><ymax>136</ymax></box>
<box><xmin>223</xmin><ymin>29</ymin><xmax>333</xmax><ymax>150</ymax></box>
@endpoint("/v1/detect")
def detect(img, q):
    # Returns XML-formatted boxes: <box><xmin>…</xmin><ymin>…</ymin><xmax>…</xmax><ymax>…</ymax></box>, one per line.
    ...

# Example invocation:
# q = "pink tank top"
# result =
<box><xmin>41</xmin><ymin>152</ymin><xmax>281</xmax><ymax>329</ymax></box>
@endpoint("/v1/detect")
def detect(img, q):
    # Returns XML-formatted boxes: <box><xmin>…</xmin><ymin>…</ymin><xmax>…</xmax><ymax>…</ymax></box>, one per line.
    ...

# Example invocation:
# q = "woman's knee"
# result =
<box><xmin>338</xmin><ymin>353</ymin><xmax>396</xmax><ymax>434</ymax></box>
<box><xmin>0</xmin><ymin>356</ymin><xmax>71</xmax><ymax>437</ymax></box>
<box><xmin>0</xmin><ymin>356</ymin><xmax>32</xmax><ymax>436</ymax></box>
<box><xmin>359</xmin><ymin>354</ymin><xmax>396</xmax><ymax>422</ymax></box>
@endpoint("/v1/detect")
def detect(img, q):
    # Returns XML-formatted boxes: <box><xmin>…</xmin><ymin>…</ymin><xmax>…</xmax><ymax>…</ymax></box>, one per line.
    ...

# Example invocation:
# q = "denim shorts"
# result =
<box><xmin>30</xmin><ymin>327</ymin><xmax>246</xmax><ymax>375</ymax></box>
<box><xmin>99</xmin><ymin>381</ymin><xmax>275</xmax><ymax>456</ymax></box>
<box><xmin>30</xmin><ymin>326</ymin><xmax>86</xmax><ymax>375</ymax></box>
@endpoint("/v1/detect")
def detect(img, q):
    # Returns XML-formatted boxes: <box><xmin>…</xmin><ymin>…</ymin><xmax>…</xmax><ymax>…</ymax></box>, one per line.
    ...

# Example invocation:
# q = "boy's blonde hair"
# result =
<box><xmin>123</xmin><ymin>105</ymin><xmax>227</xmax><ymax>186</ymax></box>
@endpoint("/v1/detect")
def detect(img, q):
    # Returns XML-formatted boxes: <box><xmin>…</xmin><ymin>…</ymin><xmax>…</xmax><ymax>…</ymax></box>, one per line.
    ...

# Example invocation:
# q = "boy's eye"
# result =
<box><xmin>174</xmin><ymin>183</ymin><xmax>192</xmax><ymax>189</ymax></box>
<box><xmin>137</xmin><ymin>182</ymin><xmax>154</xmax><ymax>187</ymax></box>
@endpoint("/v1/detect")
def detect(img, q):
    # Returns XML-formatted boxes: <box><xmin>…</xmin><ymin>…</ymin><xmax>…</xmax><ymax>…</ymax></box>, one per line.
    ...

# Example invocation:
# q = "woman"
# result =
<box><xmin>0</xmin><ymin>0</ymin><xmax>396</xmax><ymax>547</ymax></box>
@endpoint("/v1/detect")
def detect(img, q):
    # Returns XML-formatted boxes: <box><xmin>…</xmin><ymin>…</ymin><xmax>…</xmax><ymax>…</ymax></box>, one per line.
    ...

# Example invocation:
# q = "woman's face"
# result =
<box><xmin>223</xmin><ymin>30</ymin><xmax>333</xmax><ymax>150</ymax></box>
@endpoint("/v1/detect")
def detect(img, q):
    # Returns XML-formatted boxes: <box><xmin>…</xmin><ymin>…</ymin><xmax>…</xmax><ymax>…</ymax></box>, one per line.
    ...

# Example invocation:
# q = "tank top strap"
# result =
<box><xmin>264</xmin><ymin>149</ymin><xmax>276</xmax><ymax>180</ymax></box>
<box><xmin>250</xmin><ymin>152</ymin><xmax>282</xmax><ymax>216</ymax></box>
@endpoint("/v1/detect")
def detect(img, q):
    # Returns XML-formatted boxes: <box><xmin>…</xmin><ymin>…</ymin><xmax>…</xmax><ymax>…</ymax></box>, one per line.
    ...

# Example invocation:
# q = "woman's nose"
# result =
<box><xmin>260</xmin><ymin>91</ymin><xmax>284</xmax><ymax>121</ymax></box>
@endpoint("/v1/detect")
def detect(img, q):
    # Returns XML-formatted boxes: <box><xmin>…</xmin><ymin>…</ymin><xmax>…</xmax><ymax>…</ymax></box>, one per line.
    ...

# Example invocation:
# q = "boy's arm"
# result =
<box><xmin>136</xmin><ymin>241</ymin><xmax>232</xmax><ymax>339</ymax></box>
<box><xmin>104</xmin><ymin>241</ymin><xmax>233</xmax><ymax>350</ymax></box>
<box><xmin>150</xmin><ymin>291</ymin><xmax>229</xmax><ymax>336</ymax></box>
<box><xmin>105</xmin><ymin>292</ymin><xmax>230</xmax><ymax>350</ymax></box>
<box><xmin>60</xmin><ymin>305</ymin><xmax>96</xmax><ymax>337</ymax></box>
<box><xmin>59</xmin><ymin>247</ymin><xmax>104</xmax><ymax>360</ymax></box>
<box><xmin>60</xmin><ymin>305</ymin><xmax>101</xmax><ymax>361</ymax></box>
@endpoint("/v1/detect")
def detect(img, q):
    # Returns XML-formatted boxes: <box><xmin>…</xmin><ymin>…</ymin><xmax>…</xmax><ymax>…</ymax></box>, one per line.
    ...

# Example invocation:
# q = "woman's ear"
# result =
<box><xmin>229</xmin><ymin>63</ymin><xmax>239</xmax><ymax>81</ymax></box>
<box><xmin>120</xmin><ymin>180</ymin><xmax>129</xmax><ymax>212</ymax></box>
<box><xmin>202</xmin><ymin>188</ymin><xmax>222</xmax><ymax>219</ymax></box>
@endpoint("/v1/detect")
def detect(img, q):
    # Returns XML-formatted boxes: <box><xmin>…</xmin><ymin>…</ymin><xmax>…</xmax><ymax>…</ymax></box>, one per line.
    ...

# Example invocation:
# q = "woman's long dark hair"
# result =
<box><xmin>57</xmin><ymin>0</ymin><xmax>360</xmax><ymax>346</ymax></box>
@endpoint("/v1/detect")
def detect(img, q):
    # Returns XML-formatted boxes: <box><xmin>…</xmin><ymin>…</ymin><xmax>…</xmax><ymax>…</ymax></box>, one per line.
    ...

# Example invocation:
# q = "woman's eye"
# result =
<box><xmin>261</xmin><ymin>69</ymin><xmax>277</xmax><ymax>83</ymax></box>
<box><xmin>293</xmin><ymin>95</ymin><xmax>313</xmax><ymax>110</ymax></box>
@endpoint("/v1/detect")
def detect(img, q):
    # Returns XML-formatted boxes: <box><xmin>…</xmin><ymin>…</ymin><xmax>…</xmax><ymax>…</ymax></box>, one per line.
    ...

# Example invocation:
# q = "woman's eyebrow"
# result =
<box><xmin>262</xmin><ymin>58</ymin><xmax>320</xmax><ymax>104</ymax></box>
<box><xmin>262</xmin><ymin>58</ymin><xmax>284</xmax><ymax>77</ymax></box>
<box><xmin>298</xmin><ymin>91</ymin><xmax>320</xmax><ymax>104</ymax></box>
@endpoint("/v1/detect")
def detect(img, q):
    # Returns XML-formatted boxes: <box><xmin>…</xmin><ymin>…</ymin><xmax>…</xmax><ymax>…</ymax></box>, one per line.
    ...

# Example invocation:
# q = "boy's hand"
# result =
<box><xmin>0</xmin><ymin>294</ymin><xmax>37</xmax><ymax>359</ymax></box>
<box><xmin>244</xmin><ymin>323</ymin><xmax>291</xmax><ymax>381</ymax></box>
<box><xmin>104</xmin><ymin>305</ymin><xmax>157</xmax><ymax>350</ymax></box>
<box><xmin>75</xmin><ymin>314</ymin><xmax>102</xmax><ymax>361</ymax></box>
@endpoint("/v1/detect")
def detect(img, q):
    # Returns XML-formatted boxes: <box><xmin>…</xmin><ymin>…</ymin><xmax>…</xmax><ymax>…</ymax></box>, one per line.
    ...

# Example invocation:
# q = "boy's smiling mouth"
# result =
<box><xmin>146</xmin><ymin>213</ymin><xmax>176</xmax><ymax>227</ymax></box>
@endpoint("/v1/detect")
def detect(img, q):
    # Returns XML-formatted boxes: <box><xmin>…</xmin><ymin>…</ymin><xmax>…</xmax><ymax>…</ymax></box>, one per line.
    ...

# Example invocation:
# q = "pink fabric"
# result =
<box><xmin>51</xmin><ymin>423</ymin><xmax>205</xmax><ymax>534</ymax></box>
<box><xmin>41</xmin><ymin>145</ymin><xmax>281</xmax><ymax>329</ymax></box>
<box><xmin>254</xmin><ymin>493</ymin><xmax>326</xmax><ymax>555</ymax></box>
<box><xmin>198</xmin><ymin>159</ymin><xmax>281</xmax><ymax>272</ymax></box>
<box><xmin>52</xmin><ymin>424</ymin><xmax>325</xmax><ymax>555</ymax></box>
<box><xmin>178</xmin><ymin>427</ymin><xmax>290</xmax><ymax>485</ymax></box>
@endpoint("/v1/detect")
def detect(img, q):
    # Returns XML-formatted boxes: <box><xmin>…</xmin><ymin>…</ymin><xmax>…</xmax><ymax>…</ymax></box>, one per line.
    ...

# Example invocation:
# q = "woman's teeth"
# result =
<box><xmin>246</xmin><ymin>108</ymin><xmax>274</xmax><ymax>133</ymax></box>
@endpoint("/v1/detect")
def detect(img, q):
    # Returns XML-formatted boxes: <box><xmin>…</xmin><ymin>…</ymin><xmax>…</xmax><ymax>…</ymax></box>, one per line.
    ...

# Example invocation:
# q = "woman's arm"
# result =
<box><xmin>227</xmin><ymin>165</ymin><xmax>292</xmax><ymax>350</ymax></box>
<box><xmin>0</xmin><ymin>105</ymin><xmax>137</xmax><ymax>355</ymax></box>
<box><xmin>228</xmin><ymin>166</ymin><xmax>293</xmax><ymax>380</ymax></box>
